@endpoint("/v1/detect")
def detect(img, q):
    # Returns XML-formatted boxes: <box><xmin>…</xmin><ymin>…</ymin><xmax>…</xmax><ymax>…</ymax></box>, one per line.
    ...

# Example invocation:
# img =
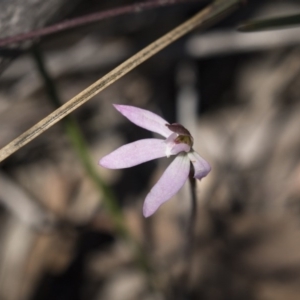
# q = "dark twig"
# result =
<box><xmin>174</xmin><ymin>165</ymin><xmax>197</xmax><ymax>299</ymax></box>
<box><xmin>0</xmin><ymin>0</ymin><xmax>200</xmax><ymax>47</ymax></box>
<box><xmin>187</xmin><ymin>165</ymin><xmax>197</xmax><ymax>258</ymax></box>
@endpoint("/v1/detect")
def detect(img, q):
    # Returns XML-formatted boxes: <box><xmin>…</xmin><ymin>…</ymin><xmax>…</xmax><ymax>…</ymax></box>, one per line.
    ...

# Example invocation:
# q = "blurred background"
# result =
<box><xmin>1</xmin><ymin>0</ymin><xmax>300</xmax><ymax>299</ymax></box>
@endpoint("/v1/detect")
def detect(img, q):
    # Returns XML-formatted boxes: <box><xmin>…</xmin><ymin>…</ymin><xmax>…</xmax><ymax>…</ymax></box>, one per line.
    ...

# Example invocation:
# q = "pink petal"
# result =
<box><xmin>168</xmin><ymin>143</ymin><xmax>190</xmax><ymax>156</ymax></box>
<box><xmin>143</xmin><ymin>154</ymin><xmax>190</xmax><ymax>217</ymax></box>
<box><xmin>99</xmin><ymin>139</ymin><xmax>166</xmax><ymax>169</ymax></box>
<box><xmin>165</xmin><ymin>133</ymin><xmax>190</xmax><ymax>157</ymax></box>
<box><xmin>188</xmin><ymin>151</ymin><xmax>211</xmax><ymax>180</ymax></box>
<box><xmin>113</xmin><ymin>104</ymin><xmax>173</xmax><ymax>138</ymax></box>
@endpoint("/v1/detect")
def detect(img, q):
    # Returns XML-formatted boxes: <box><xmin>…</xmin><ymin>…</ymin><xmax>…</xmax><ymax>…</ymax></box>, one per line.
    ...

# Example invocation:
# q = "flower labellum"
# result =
<box><xmin>99</xmin><ymin>104</ymin><xmax>211</xmax><ymax>217</ymax></box>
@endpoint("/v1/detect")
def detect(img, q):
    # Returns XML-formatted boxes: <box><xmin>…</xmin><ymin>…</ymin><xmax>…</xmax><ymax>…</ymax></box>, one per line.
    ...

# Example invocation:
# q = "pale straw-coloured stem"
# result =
<box><xmin>0</xmin><ymin>0</ymin><xmax>241</xmax><ymax>162</ymax></box>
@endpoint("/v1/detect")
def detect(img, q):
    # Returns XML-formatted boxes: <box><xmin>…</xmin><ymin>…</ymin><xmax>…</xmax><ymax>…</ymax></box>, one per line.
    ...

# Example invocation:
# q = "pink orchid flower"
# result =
<box><xmin>99</xmin><ymin>105</ymin><xmax>211</xmax><ymax>217</ymax></box>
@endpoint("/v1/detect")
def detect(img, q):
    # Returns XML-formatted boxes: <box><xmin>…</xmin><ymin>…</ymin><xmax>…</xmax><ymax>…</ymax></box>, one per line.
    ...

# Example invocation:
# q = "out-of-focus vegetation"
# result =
<box><xmin>1</xmin><ymin>1</ymin><xmax>300</xmax><ymax>300</ymax></box>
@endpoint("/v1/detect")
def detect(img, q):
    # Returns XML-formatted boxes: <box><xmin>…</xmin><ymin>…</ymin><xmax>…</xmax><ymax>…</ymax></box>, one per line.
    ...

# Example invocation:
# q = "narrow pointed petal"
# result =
<box><xmin>100</xmin><ymin>139</ymin><xmax>166</xmax><ymax>169</ymax></box>
<box><xmin>188</xmin><ymin>151</ymin><xmax>211</xmax><ymax>180</ymax></box>
<box><xmin>114</xmin><ymin>104</ymin><xmax>173</xmax><ymax>138</ymax></box>
<box><xmin>143</xmin><ymin>154</ymin><xmax>190</xmax><ymax>217</ymax></box>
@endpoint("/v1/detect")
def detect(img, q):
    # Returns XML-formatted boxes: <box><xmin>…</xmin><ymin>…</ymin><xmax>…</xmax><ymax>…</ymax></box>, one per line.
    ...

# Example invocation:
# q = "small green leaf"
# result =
<box><xmin>238</xmin><ymin>13</ymin><xmax>300</xmax><ymax>32</ymax></box>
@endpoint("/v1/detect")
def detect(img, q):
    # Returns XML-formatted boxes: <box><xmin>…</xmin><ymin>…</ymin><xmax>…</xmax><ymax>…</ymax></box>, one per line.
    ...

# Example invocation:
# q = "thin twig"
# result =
<box><xmin>0</xmin><ymin>0</ymin><xmax>200</xmax><ymax>47</ymax></box>
<box><xmin>0</xmin><ymin>0</ymin><xmax>242</xmax><ymax>163</ymax></box>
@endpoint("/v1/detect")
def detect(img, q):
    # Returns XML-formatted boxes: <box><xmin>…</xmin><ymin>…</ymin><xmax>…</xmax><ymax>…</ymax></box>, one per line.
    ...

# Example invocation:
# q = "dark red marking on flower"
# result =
<box><xmin>165</xmin><ymin>123</ymin><xmax>192</xmax><ymax>137</ymax></box>
<box><xmin>166</xmin><ymin>123</ymin><xmax>194</xmax><ymax>147</ymax></box>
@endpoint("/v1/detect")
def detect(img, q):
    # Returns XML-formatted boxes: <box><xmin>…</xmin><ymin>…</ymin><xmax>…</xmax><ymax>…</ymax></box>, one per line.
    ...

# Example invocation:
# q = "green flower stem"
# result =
<box><xmin>31</xmin><ymin>44</ymin><xmax>151</xmax><ymax>274</ymax></box>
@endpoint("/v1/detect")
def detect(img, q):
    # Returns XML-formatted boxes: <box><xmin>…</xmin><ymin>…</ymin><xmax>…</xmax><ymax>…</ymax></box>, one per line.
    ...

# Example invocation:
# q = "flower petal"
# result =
<box><xmin>143</xmin><ymin>154</ymin><xmax>190</xmax><ymax>217</ymax></box>
<box><xmin>188</xmin><ymin>151</ymin><xmax>211</xmax><ymax>180</ymax></box>
<box><xmin>165</xmin><ymin>133</ymin><xmax>190</xmax><ymax>157</ymax></box>
<box><xmin>99</xmin><ymin>139</ymin><xmax>166</xmax><ymax>169</ymax></box>
<box><xmin>114</xmin><ymin>104</ymin><xmax>173</xmax><ymax>138</ymax></box>
<box><xmin>167</xmin><ymin>143</ymin><xmax>190</xmax><ymax>156</ymax></box>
